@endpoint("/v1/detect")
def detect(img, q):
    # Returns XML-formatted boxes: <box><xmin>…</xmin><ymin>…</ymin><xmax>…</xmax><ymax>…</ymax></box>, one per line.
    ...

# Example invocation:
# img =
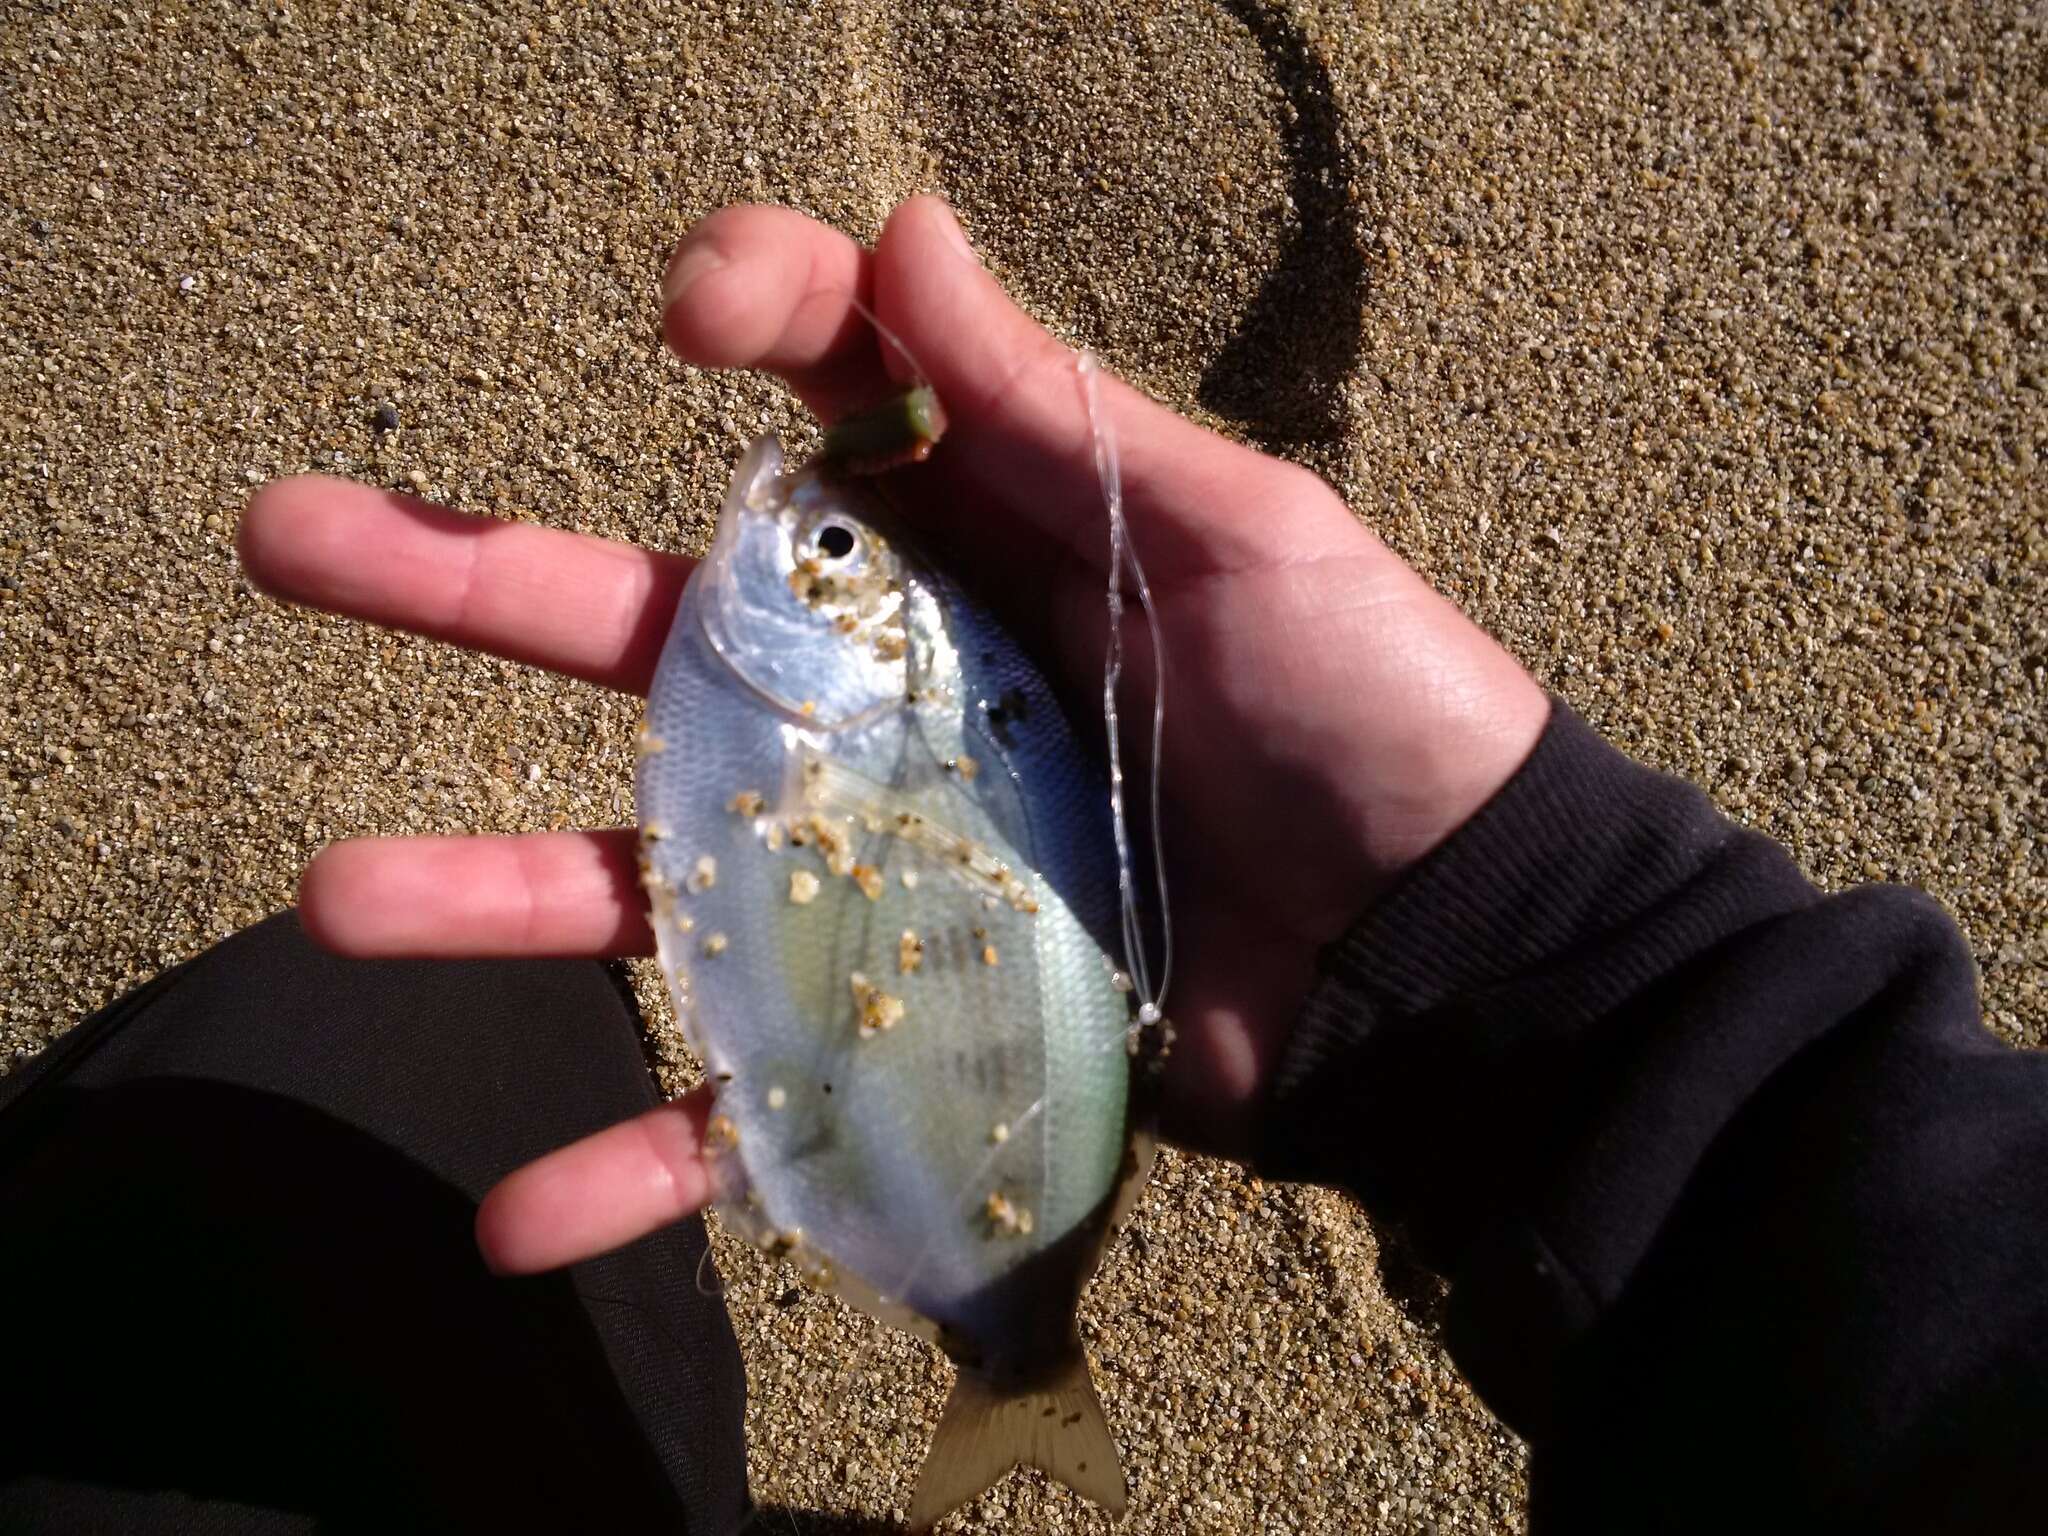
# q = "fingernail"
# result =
<box><xmin>662</xmin><ymin>239</ymin><xmax>727</xmax><ymax>311</ymax></box>
<box><xmin>932</xmin><ymin>202</ymin><xmax>980</xmax><ymax>266</ymax></box>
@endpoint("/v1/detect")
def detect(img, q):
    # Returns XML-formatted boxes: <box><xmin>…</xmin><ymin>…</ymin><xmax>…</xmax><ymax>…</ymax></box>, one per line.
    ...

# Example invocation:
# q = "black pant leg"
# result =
<box><xmin>0</xmin><ymin>911</ymin><xmax>748</xmax><ymax>1535</ymax></box>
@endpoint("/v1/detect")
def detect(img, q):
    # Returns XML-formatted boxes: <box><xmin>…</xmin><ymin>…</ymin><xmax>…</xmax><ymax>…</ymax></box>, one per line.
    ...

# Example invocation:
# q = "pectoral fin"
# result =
<box><xmin>907</xmin><ymin>1347</ymin><xmax>1125</xmax><ymax>1531</ymax></box>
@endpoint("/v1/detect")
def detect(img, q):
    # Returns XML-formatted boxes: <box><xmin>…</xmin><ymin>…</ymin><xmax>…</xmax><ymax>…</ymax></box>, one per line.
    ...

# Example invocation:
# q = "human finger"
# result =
<box><xmin>661</xmin><ymin>203</ymin><xmax>891</xmax><ymax>423</ymax></box>
<box><xmin>240</xmin><ymin>477</ymin><xmax>690</xmax><ymax>695</ymax></box>
<box><xmin>299</xmin><ymin>830</ymin><xmax>652</xmax><ymax>959</ymax></box>
<box><xmin>872</xmin><ymin>197</ymin><xmax>1354</xmax><ymax>581</ymax></box>
<box><xmin>477</xmin><ymin>1088</ymin><xmax>717</xmax><ymax>1274</ymax></box>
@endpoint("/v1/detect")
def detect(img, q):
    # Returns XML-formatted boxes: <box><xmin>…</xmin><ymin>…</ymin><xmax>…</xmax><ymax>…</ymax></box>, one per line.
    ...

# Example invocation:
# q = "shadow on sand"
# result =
<box><xmin>1199</xmin><ymin>0</ymin><xmax>1368</xmax><ymax>447</ymax></box>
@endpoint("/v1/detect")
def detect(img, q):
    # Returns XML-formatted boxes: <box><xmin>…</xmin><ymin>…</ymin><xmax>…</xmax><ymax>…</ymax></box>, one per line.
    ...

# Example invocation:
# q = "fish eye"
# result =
<box><xmin>813</xmin><ymin>523</ymin><xmax>857</xmax><ymax>563</ymax></box>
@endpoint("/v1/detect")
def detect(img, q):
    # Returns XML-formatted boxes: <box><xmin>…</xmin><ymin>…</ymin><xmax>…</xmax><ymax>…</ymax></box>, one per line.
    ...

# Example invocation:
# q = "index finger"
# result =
<box><xmin>240</xmin><ymin>210</ymin><xmax>896</xmax><ymax>687</ymax></box>
<box><xmin>239</xmin><ymin>476</ymin><xmax>691</xmax><ymax>695</ymax></box>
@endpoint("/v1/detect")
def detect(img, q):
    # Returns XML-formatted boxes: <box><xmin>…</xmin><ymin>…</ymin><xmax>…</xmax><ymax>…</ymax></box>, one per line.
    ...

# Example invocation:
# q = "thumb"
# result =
<box><xmin>872</xmin><ymin>197</ymin><xmax>1345</xmax><ymax>577</ymax></box>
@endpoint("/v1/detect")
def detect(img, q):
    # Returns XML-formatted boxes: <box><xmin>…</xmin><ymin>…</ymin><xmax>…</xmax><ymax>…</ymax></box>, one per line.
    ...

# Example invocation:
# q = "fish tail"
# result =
<box><xmin>907</xmin><ymin>1344</ymin><xmax>1126</xmax><ymax>1531</ymax></box>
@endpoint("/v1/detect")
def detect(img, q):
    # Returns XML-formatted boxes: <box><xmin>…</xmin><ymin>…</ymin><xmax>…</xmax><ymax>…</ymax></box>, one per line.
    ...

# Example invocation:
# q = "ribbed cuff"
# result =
<box><xmin>1259</xmin><ymin>699</ymin><xmax>1815</xmax><ymax>1196</ymax></box>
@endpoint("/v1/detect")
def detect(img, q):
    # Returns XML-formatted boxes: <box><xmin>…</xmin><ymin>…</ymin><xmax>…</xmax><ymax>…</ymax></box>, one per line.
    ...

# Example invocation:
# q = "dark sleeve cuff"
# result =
<box><xmin>1256</xmin><ymin>700</ymin><xmax>1820</xmax><ymax>1419</ymax></box>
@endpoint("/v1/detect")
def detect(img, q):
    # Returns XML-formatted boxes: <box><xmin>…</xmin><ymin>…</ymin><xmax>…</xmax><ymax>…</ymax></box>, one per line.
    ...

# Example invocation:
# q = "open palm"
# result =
<box><xmin>239</xmin><ymin>197</ymin><xmax>1545</xmax><ymax>1276</ymax></box>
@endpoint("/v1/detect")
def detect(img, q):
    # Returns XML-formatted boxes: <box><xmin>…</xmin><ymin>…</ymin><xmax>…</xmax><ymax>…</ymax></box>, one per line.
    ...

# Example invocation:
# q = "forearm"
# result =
<box><xmin>1261</xmin><ymin>701</ymin><xmax>2048</xmax><ymax>1530</ymax></box>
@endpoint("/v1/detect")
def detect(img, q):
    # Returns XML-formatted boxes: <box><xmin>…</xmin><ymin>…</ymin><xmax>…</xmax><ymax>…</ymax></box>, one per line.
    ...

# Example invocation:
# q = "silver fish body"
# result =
<box><xmin>637</xmin><ymin>437</ymin><xmax>1146</xmax><ymax>1524</ymax></box>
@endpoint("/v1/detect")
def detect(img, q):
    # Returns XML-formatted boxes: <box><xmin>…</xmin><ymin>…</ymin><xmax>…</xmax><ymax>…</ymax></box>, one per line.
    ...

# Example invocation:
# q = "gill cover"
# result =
<box><xmin>698</xmin><ymin>437</ymin><xmax>910</xmax><ymax>728</ymax></box>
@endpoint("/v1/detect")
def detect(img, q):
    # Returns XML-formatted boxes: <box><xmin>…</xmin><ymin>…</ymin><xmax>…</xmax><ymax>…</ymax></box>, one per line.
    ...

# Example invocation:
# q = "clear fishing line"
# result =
<box><xmin>1078</xmin><ymin>353</ymin><xmax>1171</xmax><ymax>1034</ymax></box>
<box><xmin>848</xmin><ymin>292</ymin><xmax>930</xmax><ymax>389</ymax></box>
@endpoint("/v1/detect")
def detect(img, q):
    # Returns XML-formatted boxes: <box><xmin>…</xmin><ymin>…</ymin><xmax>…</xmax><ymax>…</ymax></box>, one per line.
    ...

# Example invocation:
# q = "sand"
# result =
<box><xmin>2</xmin><ymin>1</ymin><xmax>2040</xmax><ymax>1530</ymax></box>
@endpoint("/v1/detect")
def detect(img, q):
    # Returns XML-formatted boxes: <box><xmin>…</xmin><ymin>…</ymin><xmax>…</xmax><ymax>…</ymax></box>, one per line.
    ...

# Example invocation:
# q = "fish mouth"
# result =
<box><xmin>703</xmin><ymin>434</ymin><xmax>791</xmax><ymax>580</ymax></box>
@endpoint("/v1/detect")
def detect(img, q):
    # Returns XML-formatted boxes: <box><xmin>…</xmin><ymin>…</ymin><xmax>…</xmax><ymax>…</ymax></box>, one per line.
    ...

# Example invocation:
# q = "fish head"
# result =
<box><xmin>698</xmin><ymin>436</ymin><xmax>913</xmax><ymax>728</ymax></box>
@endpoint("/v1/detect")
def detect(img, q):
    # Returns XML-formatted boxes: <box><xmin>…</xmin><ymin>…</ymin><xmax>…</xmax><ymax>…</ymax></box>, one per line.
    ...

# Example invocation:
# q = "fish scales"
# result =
<box><xmin>637</xmin><ymin>435</ymin><xmax>1144</xmax><ymax>1526</ymax></box>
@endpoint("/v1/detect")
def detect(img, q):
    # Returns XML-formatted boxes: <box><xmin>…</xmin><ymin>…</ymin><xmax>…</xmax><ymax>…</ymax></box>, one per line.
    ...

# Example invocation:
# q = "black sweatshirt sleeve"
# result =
<box><xmin>1260</xmin><ymin>701</ymin><xmax>2048</xmax><ymax>1534</ymax></box>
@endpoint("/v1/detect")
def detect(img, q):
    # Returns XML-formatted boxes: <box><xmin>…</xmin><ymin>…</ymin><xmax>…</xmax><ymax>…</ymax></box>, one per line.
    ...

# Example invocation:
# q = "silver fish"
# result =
<box><xmin>636</xmin><ymin>435</ymin><xmax>1153</xmax><ymax>1528</ymax></box>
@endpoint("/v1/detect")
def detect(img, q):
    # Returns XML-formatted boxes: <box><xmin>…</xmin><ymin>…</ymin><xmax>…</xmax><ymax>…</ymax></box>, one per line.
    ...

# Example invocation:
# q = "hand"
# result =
<box><xmin>238</xmin><ymin>197</ymin><xmax>1547</xmax><ymax>1276</ymax></box>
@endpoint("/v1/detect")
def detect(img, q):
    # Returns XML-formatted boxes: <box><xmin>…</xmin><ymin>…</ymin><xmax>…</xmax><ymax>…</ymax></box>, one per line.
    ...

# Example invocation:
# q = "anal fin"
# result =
<box><xmin>907</xmin><ymin>1346</ymin><xmax>1125</xmax><ymax>1531</ymax></box>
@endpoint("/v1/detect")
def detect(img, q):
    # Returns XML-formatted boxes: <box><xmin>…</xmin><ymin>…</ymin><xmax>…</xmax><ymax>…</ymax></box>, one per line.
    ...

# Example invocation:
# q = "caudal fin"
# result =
<box><xmin>907</xmin><ymin>1349</ymin><xmax>1125</xmax><ymax>1531</ymax></box>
